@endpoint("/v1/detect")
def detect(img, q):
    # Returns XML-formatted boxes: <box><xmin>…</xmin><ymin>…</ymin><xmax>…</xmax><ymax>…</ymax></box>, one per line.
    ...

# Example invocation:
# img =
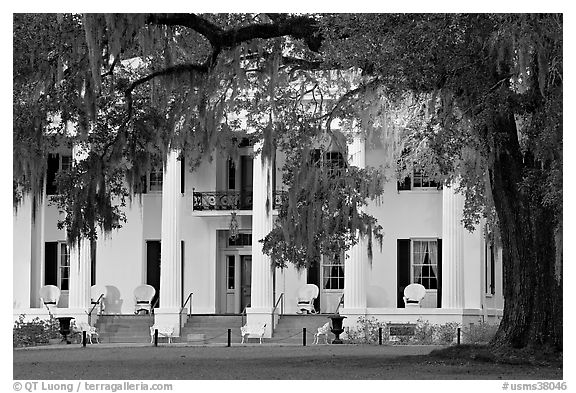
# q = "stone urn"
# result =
<box><xmin>328</xmin><ymin>314</ymin><xmax>347</xmax><ymax>344</ymax></box>
<box><xmin>56</xmin><ymin>317</ymin><xmax>75</xmax><ymax>344</ymax></box>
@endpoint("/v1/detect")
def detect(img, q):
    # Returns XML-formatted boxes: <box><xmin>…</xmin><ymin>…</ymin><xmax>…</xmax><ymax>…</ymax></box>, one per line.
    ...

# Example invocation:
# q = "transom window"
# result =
<box><xmin>322</xmin><ymin>254</ymin><xmax>344</xmax><ymax>290</ymax></box>
<box><xmin>411</xmin><ymin>240</ymin><xmax>438</xmax><ymax>289</ymax></box>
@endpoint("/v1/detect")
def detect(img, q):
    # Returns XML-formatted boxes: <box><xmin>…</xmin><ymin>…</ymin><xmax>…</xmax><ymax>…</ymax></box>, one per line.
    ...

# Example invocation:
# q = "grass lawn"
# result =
<box><xmin>13</xmin><ymin>344</ymin><xmax>562</xmax><ymax>380</ymax></box>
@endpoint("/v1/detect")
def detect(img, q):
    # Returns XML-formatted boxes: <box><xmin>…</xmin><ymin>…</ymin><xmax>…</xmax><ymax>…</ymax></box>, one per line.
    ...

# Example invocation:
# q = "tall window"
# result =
<box><xmin>411</xmin><ymin>240</ymin><xmax>438</xmax><ymax>289</ymax></box>
<box><xmin>485</xmin><ymin>239</ymin><xmax>495</xmax><ymax>295</ymax></box>
<box><xmin>322</xmin><ymin>254</ymin><xmax>344</xmax><ymax>290</ymax></box>
<box><xmin>46</xmin><ymin>153</ymin><xmax>73</xmax><ymax>195</ymax></box>
<box><xmin>58</xmin><ymin>242</ymin><xmax>70</xmax><ymax>290</ymax></box>
<box><xmin>148</xmin><ymin>167</ymin><xmax>163</xmax><ymax>192</ymax></box>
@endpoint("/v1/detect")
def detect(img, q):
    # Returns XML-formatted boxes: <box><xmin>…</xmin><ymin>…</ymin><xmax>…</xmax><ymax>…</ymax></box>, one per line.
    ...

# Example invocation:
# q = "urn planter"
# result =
<box><xmin>328</xmin><ymin>314</ymin><xmax>346</xmax><ymax>344</ymax></box>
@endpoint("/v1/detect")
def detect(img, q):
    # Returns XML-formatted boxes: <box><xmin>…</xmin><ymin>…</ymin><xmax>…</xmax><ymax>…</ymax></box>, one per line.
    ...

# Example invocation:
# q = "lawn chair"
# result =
<box><xmin>296</xmin><ymin>284</ymin><xmax>319</xmax><ymax>314</ymax></box>
<box><xmin>403</xmin><ymin>283</ymin><xmax>426</xmax><ymax>308</ymax></box>
<box><xmin>134</xmin><ymin>284</ymin><xmax>156</xmax><ymax>314</ymax></box>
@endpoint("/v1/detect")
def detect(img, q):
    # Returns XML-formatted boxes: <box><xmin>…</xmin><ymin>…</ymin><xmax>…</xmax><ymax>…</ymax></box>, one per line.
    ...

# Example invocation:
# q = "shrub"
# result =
<box><xmin>13</xmin><ymin>314</ymin><xmax>61</xmax><ymax>348</ymax></box>
<box><xmin>462</xmin><ymin>321</ymin><xmax>499</xmax><ymax>344</ymax></box>
<box><xmin>344</xmin><ymin>316</ymin><xmax>388</xmax><ymax>344</ymax></box>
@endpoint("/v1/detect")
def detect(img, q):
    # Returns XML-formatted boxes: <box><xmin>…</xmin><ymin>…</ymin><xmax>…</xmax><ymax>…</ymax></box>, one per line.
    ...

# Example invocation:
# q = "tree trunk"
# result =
<box><xmin>488</xmin><ymin>110</ymin><xmax>562</xmax><ymax>352</ymax></box>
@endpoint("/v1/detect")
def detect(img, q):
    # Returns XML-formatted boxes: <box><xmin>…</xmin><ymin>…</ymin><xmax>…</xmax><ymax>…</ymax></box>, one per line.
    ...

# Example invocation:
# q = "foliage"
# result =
<box><xmin>13</xmin><ymin>315</ymin><xmax>61</xmax><ymax>348</ymax></box>
<box><xmin>462</xmin><ymin>321</ymin><xmax>500</xmax><ymax>344</ymax></box>
<box><xmin>344</xmin><ymin>316</ymin><xmax>388</xmax><ymax>344</ymax></box>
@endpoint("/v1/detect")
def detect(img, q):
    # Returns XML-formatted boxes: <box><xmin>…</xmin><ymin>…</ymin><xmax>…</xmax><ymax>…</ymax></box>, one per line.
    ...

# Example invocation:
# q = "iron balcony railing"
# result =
<box><xmin>192</xmin><ymin>190</ymin><xmax>287</xmax><ymax>211</ymax></box>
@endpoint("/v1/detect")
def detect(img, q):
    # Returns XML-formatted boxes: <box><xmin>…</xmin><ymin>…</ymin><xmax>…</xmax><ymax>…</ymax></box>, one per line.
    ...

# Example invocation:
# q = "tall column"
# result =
<box><xmin>68</xmin><ymin>239</ymin><xmax>92</xmax><ymax>320</ymax></box>
<box><xmin>66</xmin><ymin>144</ymin><xmax>91</xmax><ymax>323</ymax></box>
<box><xmin>246</xmin><ymin>142</ymin><xmax>274</xmax><ymax>337</ymax></box>
<box><xmin>441</xmin><ymin>181</ymin><xmax>465</xmax><ymax>309</ymax></box>
<box><xmin>343</xmin><ymin>134</ymin><xmax>368</xmax><ymax>311</ymax></box>
<box><xmin>156</xmin><ymin>149</ymin><xmax>182</xmax><ymax>333</ymax></box>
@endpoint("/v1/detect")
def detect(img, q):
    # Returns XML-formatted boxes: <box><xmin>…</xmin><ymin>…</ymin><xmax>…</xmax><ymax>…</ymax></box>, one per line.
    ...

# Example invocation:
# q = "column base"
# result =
<box><xmin>153</xmin><ymin>308</ymin><xmax>182</xmax><ymax>336</ymax></box>
<box><xmin>246</xmin><ymin>307</ymin><xmax>274</xmax><ymax>338</ymax></box>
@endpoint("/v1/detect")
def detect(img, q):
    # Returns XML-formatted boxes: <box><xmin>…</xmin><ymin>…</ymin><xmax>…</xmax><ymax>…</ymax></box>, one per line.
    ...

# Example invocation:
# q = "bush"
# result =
<box><xmin>13</xmin><ymin>314</ymin><xmax>61</xmax><ymax>348</ymax></box>
<box><xmin>462</xmin><ymin>322</ymin><xmax>499</xmax><ymax>344</ymax></box>
<box><xmin>344</xmin><ymin>316</ymin><xmax>388</xmax><ymax>344</ymax></box>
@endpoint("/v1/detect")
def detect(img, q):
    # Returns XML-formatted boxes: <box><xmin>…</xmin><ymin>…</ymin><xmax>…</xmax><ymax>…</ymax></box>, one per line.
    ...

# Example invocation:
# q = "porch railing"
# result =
<box><xmin>192</xmin><ymin>190</ymin><xmax>287</xmax><ymax>211</ymax></box>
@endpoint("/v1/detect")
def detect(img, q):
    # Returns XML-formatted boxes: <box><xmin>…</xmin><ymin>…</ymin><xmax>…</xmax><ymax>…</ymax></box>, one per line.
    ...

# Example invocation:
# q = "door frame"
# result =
<box><xmin>220</xmin><ymin>249</ymin><xmax>252</xmax><ymax>314</ymax></box>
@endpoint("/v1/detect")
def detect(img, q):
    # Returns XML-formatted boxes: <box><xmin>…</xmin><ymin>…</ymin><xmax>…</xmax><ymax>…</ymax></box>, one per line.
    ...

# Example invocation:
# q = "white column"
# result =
<box><xmin>156</xmin><ymin>149</ymin><xmax>182</xmax><ymax>334</ymax></box>
<box><xmin>68</xmin><ymin>239</ymin><xmax>91</xmax><ymax>312</ymax></box>
<box><xmin>66</xmin><ymin>145</ymin><xmax>91</xmax><ymax>323</ymax></box>
<box><xmin>246</xmin><ymin>142</ymin><xmax>274</xmax><ymax>337</ymax></box>
<box><xmin>343</xmin><ymin>134</ymin><xmax>368</xmax><ymax>312</ymax></box>
<box><xmin>441</xmin><ymin>181</ymin><xmax>465</xmax><ymax>309</ymax></box>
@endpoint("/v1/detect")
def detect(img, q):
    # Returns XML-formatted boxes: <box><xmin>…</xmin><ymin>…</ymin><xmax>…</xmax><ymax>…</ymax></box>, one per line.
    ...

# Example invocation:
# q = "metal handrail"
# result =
<box><xmin>272</xmin><ymin>293</ymin><xmax>284</xmax><ymax>331</ymax></box>
<box><xmin>180</xmin><ymin>292</ymin><xmax>193</xmax><ymax>316</ymax></box>
<box><xmin>87</xmin><ymin>294</ymin><xmax>104</xmax><ymax>325</ymax></box>
<box><xmin>241</xmin><ymin>306</ymin><xmax>248</xmax><ymax>326</ymax></box>
<box><xmin>150</xmin><ymin>296</ymin><xmax>160</xmax><ymax>315</ymax></box>
<box><xmin>335</xmin><ymin>293</ymin><xmax>345</xmax><ymax>314</ymax></box>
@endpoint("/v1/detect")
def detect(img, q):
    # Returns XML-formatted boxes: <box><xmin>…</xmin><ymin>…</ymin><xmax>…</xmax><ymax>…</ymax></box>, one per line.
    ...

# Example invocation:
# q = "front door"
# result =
<box><xmin>240</xmin><ymin>255</ymin><xmax>252</xmax><ymax>311</ymax></box>
<box><xmin>146</xmin><ymin>240</ymin><xmax>161</xmax><ymax>308</ymax></box>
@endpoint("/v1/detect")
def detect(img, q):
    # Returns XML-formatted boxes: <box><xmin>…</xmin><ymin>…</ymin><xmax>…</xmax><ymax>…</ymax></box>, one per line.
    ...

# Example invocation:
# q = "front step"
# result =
<box><xmin>181</xmin><ymin>315</ymin><xmax>244</xmax><ymax>344</ymax></box>
<box><xmin>272</xmin><ymin>314</ymin><xmax>335</xmax><ymax>344</ymax></box>
<box><xmin>95</xmin><ymin>314</ymin><xmax>154</xmax><ymax>344</ymax></box>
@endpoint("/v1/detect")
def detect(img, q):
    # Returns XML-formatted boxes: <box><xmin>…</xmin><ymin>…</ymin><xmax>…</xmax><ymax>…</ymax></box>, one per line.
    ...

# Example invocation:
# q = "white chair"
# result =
<box><xmin>313</xmin><ymin>322</ymin><xmax>330</xmax><ymax>344</ymax></box>
<box><xmin>71</xmin><ymin>320</ymin><xmax>99</xmax><ymax>344</ymax></box>
<box><xmin>296</xmin><ymin>284</ymin><xmax>319</xmax><ymax>314</ymax></box>
<box><xmin>90</xmin><ymin>285</ymin><xmax>107</xmax><ymax>314</ymax></box>
<box><xmin>403</xmin><ymin>283</ymin><xmax>427</xmax><ymax>308</ymax></box>
<box><xmin>240</xmin><ymin>323</ymin><xmax>266</xmax><ymax>344</ymax></box>
<box><xmin>150</xmin><ymin>325</ymin><xmax>175</xmax><ymax>344</ymax></box>
<box><xmin>134</xmin><ymin>284</ymin><xmax>156</xmax><ymax>314</ymax></box>
<box><xmin>39</xmin><ymin>285</ymin><xmax>61</xmax><ymax>312</ymax></box>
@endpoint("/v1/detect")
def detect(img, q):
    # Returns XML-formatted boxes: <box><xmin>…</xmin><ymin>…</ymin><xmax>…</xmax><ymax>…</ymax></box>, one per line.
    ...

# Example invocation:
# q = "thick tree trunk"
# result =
<box><xmin>488</xmin><ymin>111</ymin><xmax>562</xmax><ymax>352</ymax></box>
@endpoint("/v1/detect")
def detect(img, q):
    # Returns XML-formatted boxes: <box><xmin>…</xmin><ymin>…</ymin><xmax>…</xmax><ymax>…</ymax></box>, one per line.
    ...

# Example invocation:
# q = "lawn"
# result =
<box><xmin>13</xmin><ymin>344</ymin><xmax>562</xmax><ymax>380</ymax></box>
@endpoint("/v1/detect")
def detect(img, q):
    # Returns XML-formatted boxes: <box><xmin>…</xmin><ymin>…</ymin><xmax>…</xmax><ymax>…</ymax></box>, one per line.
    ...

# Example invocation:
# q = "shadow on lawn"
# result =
<box><xmin>428</xmin><ymin>344</ymin><xmax>562</xmax><ymax>367</ymax></box>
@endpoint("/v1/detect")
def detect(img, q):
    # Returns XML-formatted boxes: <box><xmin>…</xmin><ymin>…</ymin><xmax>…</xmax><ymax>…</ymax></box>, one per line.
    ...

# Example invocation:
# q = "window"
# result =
<box><xmin>397</xmin><ymin>168</ymin><xmax>441</xmax><ymax>191</ymax></box>
<box><xmin>485</xmin><ymin>239</ymin><xmax>496</xmax><ymax>295</ymax></box>
<box><xmin>46</xmin><ymin>153</ymin><xmax>73</xmax><ymax>195</ymax></box>
<box><xmin>322</xmin><ymin>254</ymin><xmax>344</xmax><ymax>290</ymax></box>
<box><xmin>226</xmin><ymin>255</ymin><xmax>235</xmax><ymax>290</ymax></box>
<box><xmin>148</xmin><ymin>167</ymin><xmax>163</xmax><ymax>192</ymax></box>
<box><xmin>227</xmin><ymin>233</ymin><xmax>252</xmax><ymax>247</ymax></box>
<box><xmin>59</xmin><ymin>243</ymin><xmax>70</xmax><ymax>290</ymax></box>
<box><xmin>411</xmin><ymin>240</ymin><xmax>438</xmax><ymax>289</ymax></box>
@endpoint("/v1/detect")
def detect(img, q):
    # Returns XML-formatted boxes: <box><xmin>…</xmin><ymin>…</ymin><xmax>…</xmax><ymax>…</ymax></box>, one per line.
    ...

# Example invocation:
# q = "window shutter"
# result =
<box><xmin>90</xmin><ymin>240</ymin><xmax>97</xmax><ymax>286</ymax></box>
<box><xmin>181</xmin><ymin>156</ymin><xmax>185</xmax><ymax>194</ymax></box>
<box><xmin>45</xmin><ymin>242</ymin><xmax>58</xmax><ymax>286</ymax></box>
<box><xmin>397</xmin><ymin>239</ymin><xmax>411</xmax><ymax>308</ymax></box>
<box><xmin>437</xmin><ymin>238</ymin><xmax>442</xmax><ymax>308</ymax></box>
<box><xmin>46</xmin><ymin>154</ymin><xmax>60</xmax><ymax>195</ymax></box>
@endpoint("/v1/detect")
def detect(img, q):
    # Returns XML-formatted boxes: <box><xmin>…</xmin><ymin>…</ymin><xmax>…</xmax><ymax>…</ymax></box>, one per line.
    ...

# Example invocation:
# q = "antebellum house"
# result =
<box><xmin>12</xmin><ymin>131</ymin><xmax>504</xmax><ymax>340</ymax></box>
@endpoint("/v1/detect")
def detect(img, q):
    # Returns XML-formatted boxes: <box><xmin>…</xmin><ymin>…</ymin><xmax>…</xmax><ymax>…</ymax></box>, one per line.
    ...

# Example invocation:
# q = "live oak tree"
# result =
<box><xmin>13</xmin><ymin>13</ymin><xmax>562</xmax><ymax>354</ymax></box>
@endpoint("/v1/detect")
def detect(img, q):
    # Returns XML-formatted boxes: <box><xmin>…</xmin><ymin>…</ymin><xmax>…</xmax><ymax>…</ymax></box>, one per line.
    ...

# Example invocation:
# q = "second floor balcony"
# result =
<box><xmin>192</xmin><ymin>190</ymin><xmax>286</xmax><ymax>211</ymax></box>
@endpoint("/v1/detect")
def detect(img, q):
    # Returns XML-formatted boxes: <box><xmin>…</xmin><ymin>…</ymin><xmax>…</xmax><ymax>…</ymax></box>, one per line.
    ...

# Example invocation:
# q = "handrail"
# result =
<box><xmin>272</xmin><ymin>293</ymin><xmax>284</xmax><ymax>316</ymax></box>
<box><xmin>87</xmin><ymin>293</ymin><xmax>104</xmax><ymax>325</ymax></box>
<box><xmin>41</xmin><ymin>299</ymin><xmax>55</xmax><ymax>320</ymax></box>
<box><xmin>180</xmin><ymin>292</ymin><xmax>193</xmax><ymax>316</ymax></box>
<box><xmin>241</xmin><ymin>306</ymin><xmax>248</xmax><ymax>326</ymax></box>
<box><xmin>150</xmin><ymin>296</ymin><xmax>160</xmax><ymax>315</ymax></box>
<box><xmin>335</xmin><ymin>293</ymin><xmax>345</xmax><ymax>314</ymax></box>
<box><xmin>272</xmin><ymin>293</ymin><xmax>284</xmax><ymax>331</ymax></box>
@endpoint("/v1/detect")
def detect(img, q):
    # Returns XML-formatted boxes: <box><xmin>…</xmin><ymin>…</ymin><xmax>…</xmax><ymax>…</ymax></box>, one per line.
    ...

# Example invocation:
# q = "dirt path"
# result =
<box><xmin>13</xmin><ymin>344</ymin><xmax>562</xmax><ymax>380</ymax></box>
